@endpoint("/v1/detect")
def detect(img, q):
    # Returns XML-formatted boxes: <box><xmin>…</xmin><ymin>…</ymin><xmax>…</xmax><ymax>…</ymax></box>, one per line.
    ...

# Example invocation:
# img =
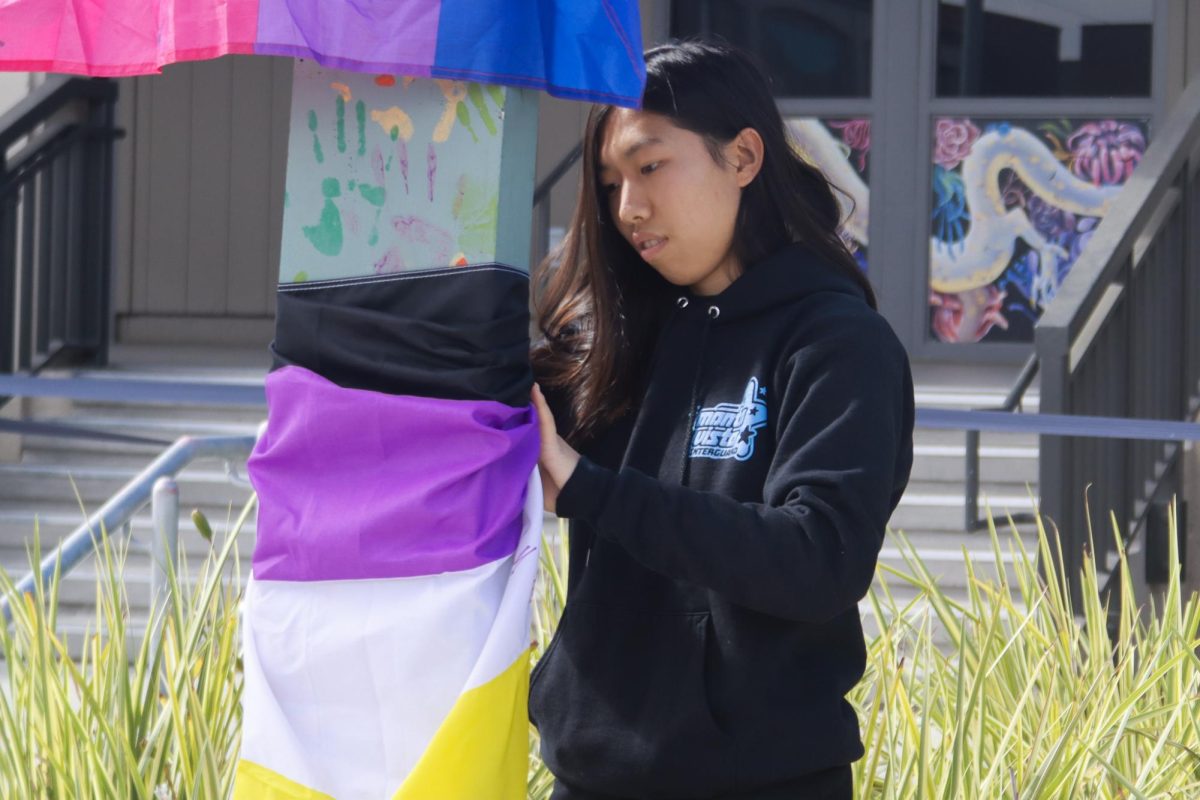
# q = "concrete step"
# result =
<box><xmin>911</xmin><ymin>427</ymin><xmax>1039</xmax><ymax>449</ymax></box>
<box><xmin>889</xmin><ymin>482</ymin><xmax>1040</xmax><ymax>533</ymax></box>
<box><xmin>0</xmin><ymin>502</ymin><xmax>257</xmax><ymax>555</ymax></box>
<box><xmin>37</xmin><ymin>401</ymin><xmax>266</xmax><ymax>422</ymax></box>
<box><xmin>0</xmin><ymin>460</ymin><xmax>256</xmax><ymax>507</ymax></box>
<box><xmin>18</xmin><ymin>446</ymin><xmax>253</xmax><ymax>472</ymax></box>
<box><xmin>914</xmin><ymin>389</ymin><xmax>1040</xmax><ymax>413</ymax></box>
<box><xmin>20</xmin><ymin>415</ymin><xmax>261</xmax><ymax>457</ymax></box>
<box><xmin>909</xmin><ymin>442</ymin><xmax>1038</xmax><ymax>485</ymax></box>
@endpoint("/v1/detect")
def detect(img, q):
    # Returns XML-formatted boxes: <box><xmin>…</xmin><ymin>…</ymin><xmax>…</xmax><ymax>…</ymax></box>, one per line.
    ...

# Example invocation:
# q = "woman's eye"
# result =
<box><xmin>603</xmin><ymin>183</ymin><xmax>618</xmax><ymax>195</ymax></box>
<box><xmin>641</xmin><ymin>162</ymin><xmax>661</xmax><ymax>175</ymax></box>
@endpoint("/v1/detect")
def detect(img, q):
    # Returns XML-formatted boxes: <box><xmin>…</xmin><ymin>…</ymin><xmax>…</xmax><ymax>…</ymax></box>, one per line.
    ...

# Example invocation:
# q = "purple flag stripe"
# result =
<box><xmin>255</xmin><ymin>0</ymin><xmax>442</xmax><ymax>74</ymax></box>
<box><xmin>248</xmin><ymin>366</ymin><xmax>538</xmax><ymax>582</ymax></box>
<box><xmin>251</xmin><ymin>45</ymin><xmax>434</xmax><ymax>78</ymax></box>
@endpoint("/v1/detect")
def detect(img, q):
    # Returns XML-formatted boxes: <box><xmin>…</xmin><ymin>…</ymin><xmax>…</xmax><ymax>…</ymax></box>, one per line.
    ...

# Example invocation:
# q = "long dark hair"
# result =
<box><xmin>532</xmin><ymin>38</ymin><xmax>875</xmax><ymax>444</ymax></box>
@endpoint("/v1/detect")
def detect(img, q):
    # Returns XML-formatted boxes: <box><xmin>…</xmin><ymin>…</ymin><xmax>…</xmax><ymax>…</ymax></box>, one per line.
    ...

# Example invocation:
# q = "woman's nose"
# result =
<box><xmin>616</xmin><ymin>184</ymin><xmax>648</xmax><ymax>225</ymax></box>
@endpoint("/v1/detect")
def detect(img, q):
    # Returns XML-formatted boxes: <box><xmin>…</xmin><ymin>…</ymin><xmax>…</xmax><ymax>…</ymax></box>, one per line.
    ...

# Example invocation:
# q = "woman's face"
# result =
<box><xmin>598</xmin><ymin>109</ymin><xmax>762</xmax><ymax>296</ymax></box>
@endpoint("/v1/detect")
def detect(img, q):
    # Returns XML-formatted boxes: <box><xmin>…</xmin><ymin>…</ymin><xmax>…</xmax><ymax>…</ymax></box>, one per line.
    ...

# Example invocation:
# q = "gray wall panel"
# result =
<box><xmin>114</xmin><ymin>56</ymin><xmax>286</xmax><ymax>342</ymax></box>
<box><xmin>226</xmin><ymin>58</ymin><xmax>275</xmax><ymax>315</ymax></box>
<box><xmin>186</xmin><ymin>57</ymin><xmax>233</xmax><ymax>315</ymax></box>
<box><xmin>266</xmin><ymin>57</ymin><xmax>293</xmax><ymax>318</ymax></box>
<box><xmin>144</xmin><ymin>65</ymin><xmax>193</xmax><ymax>314</ymax></box>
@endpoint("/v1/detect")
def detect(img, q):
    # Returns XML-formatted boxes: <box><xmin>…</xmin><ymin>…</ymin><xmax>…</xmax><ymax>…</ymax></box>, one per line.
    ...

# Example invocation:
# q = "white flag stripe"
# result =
<box><xmin>239</xmin><ymin>468</ymin><xmax>543</xmax><ymax>798</ymax></box>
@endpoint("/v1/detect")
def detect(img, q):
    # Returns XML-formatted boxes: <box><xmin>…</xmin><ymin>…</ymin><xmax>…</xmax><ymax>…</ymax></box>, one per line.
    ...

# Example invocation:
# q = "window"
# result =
<box><xmin>936</xmin><ymin>0</ymin><xmax>1152</xmax><ymax>98</ymax></box>
<box><xmin>671</xmin><ymin>0</ymin><xmax>873</xmax><ymax>98</ymax></box>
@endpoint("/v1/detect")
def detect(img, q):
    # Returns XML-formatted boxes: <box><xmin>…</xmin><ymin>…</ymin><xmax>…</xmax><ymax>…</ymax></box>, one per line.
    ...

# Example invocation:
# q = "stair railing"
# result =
<box><xmin>1036</xmin><ymin>77</ymin><xmax>1200</xmax><ymax>610</ymax></box>
<box><xmin>0</xmin><ymin>77</ymin><xmax>121</xmax><ymax>407</ymax></box>
<box><xmin>963</xmin><ymin>354</ymin><xmax>1040</xmax><ymax>531</ymax></box>
<box><xmin>0</xmin><ymin>432</ymin><xmax>258</xmax><ymax>624</ymax></box>
<box><xmin>531</xmin><ymin>140</ymin><xmax>583</xmax><ymax>268</ymax></box>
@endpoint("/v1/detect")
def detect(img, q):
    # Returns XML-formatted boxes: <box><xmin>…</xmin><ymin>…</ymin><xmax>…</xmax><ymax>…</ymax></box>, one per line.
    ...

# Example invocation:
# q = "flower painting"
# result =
<box><xmin>788</xmin><ymin>117</ymin><xmax>871</xmax><ymax>273</ymax></box>
<box><xmin>928</xmin><ymin>117</ymin><xmax>1148</xmax><ymax>344</ymax></box>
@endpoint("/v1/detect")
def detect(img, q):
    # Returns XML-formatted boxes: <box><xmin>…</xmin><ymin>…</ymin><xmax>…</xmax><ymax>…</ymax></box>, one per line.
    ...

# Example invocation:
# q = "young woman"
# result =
<box><xmin>528</xmin><ymin>39</ymin><xmax>915</xmax><ymax>800</ymax></box>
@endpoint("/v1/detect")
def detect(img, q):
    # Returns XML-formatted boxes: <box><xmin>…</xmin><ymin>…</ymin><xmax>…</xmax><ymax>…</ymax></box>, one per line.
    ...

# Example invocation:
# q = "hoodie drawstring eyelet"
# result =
<box><xmin>677</xmin><ymin>297</ymin><xmax>689</xmax><ymax>309</ymax></box>
<box><xmin>707</xmin><ymin>305</ymin><xmax>720</xmax><ymax>320</ymax></box>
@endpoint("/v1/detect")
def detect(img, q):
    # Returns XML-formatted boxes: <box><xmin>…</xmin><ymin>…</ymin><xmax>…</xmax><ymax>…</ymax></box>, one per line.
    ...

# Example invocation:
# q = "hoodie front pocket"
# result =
<box><xmin>529</xmin><ymin>602</ymin><xmax>737</xmax><ymax>798</ymax></box>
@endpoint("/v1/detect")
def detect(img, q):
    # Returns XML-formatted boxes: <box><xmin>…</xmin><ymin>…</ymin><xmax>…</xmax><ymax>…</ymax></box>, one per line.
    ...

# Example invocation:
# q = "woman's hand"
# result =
<box><xmin>531</xmin><ymin>383</ymin><xmax>581</xmax><ymax>514</ymax></box>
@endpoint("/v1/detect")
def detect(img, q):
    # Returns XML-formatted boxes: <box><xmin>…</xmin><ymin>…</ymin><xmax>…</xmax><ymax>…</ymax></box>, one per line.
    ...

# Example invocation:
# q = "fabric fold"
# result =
<box><xmin>248</xmin><ymin>365</ymin><xmax>537</xmax><ymax>582</ymax></box>
<box><xmin>236</xmin><ymin>464</ymin><xmax>543</xmax><ymax>798</ymax></box>
<box><xmin>271</xmin><ymin>266</ymin><xmax>533</xmax><ymax>407</ymax></box>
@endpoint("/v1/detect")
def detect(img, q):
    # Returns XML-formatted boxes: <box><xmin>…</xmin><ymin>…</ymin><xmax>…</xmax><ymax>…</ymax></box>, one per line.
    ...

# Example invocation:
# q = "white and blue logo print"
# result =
<box><xmin>689</xmin><ymin>378</ymin><xmax>768</xmax><ymax>462</ymax></box>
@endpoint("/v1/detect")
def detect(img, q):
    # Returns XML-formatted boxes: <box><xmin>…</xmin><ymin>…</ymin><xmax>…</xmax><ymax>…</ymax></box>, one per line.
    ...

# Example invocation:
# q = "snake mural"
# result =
<box><xmin>929</xmin><ymin>118</ymin><xmax>1147</xmax><ymax>343</ymax></box>
<box><xmin>788</xmin><ymin>117</ymin><xmax>871</xmax><ymax>272</ymax></box>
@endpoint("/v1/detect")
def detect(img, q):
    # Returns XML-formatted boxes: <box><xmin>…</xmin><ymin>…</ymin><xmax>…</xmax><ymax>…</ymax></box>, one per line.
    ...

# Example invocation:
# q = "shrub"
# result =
<box><xmin>0</xmin><ymin>501</ymin><xmax>1195</xmax><ymax>798</ymax></box>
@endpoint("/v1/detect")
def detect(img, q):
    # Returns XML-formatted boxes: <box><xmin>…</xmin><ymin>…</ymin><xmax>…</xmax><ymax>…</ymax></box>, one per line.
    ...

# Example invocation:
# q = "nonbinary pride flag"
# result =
<box><xmin>239</xmin><ymin>368</ymin><xmax>541</xmax><ymax>798</ymax></box>
<box><xmin>0</xmin><ymin>0</ymin><xmax>646</xmax><ymax>106</ymax></box>
<box><xmin>237</xmin><ymin>266</ymin><xmax>542</xmax><ymax>798</ymax></box>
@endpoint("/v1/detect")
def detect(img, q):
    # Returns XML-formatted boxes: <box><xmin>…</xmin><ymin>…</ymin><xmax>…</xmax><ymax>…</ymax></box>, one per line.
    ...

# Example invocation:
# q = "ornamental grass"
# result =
<box><xmin>0</xmin><ymin>499</ymin><xmax>1196</xmax><ymax>799</ymax></box>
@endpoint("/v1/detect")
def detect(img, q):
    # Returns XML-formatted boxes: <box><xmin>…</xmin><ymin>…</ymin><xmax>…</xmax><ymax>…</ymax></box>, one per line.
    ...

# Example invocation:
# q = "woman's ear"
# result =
<box><xmin>729</xmin><ymin>127</ymin><xmax>765</xmax><ymax>188</ymax></box>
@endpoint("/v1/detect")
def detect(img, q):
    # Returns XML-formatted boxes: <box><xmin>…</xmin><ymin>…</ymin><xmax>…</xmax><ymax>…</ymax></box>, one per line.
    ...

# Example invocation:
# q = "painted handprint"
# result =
<box><xmin>284</xmin><ymin>64</ymin><xmax>507</xmax><ymax>282</ymax></box>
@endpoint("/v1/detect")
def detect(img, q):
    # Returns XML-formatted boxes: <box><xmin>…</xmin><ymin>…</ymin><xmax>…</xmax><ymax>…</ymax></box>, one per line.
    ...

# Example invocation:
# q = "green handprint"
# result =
<box><xmin>302</xmin><ymin>178</ymin><xmax>343</xmax><ymax>257</ymax></box>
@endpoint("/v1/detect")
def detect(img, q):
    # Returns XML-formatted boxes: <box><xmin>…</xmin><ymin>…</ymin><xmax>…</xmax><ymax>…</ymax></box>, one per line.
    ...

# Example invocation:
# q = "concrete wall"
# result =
<box><xmin>0</xmin><ymin>73</ymin><xmax>33</xmax><ymax>117</ymax></box>
<box><xmin>111</xmin><ymin>57</ymin><xmax>291</xmax><ymax>347</ymax></box>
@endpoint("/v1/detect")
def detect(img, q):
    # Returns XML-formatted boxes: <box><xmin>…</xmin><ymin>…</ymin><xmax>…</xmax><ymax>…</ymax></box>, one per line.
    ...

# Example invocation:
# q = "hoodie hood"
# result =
<box><xmin>674</xmin><ymin>242</ymin><xmax>868</xmax><ymax>324</ymax></box>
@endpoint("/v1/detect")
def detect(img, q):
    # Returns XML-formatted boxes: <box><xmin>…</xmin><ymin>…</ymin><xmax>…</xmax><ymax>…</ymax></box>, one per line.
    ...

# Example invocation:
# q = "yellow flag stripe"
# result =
<box><xmin>233</xmin><ymin>759</ymin><xmax>336</xmax><ymax>800</ymax></box>
<box><xmin>393</xmin><ymin>649</ymin><xmax>532</xmax><ymax>800</ymax></box>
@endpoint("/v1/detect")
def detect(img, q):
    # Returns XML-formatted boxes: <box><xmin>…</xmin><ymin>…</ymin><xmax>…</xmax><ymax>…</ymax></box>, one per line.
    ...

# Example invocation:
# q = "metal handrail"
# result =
<box><xmin>533</xmin><ymin>140</ymin><xmax>583</xmax><ymax>206</ymax></box>
<box><xmin>1</xmin><ymin>433</ymin><xmax>258</xmax><ymax>623</ymax></box>
<box><xmin>964</xmin><ymin>354</ymin><xmax>1040</xmax><ymax>531</ymax></box>
<box><xmin>1034</xmin><ymin>77</ymin><xmax>1200</xmax><ymax>610</ymax></box>
<box><xmin>0</xmin><ymin>77</ymin><xmax>117</xmax><ymax>154</ymax></box>
<box><xmin>532</xmin><ymin>140</ymin><xmax>584</xmax><ymax>267</ymax></box>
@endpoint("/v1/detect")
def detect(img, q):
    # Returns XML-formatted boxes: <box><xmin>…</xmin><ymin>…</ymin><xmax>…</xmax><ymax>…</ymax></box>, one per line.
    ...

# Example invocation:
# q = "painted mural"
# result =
<box><xmin>928</xmin><ymin>117</ymin><xmax>1148</xmax><ymax>344</ymax></box>
<box><xmin>788</xmin><ymin>117</ymin><xmax>871</xmax><ymax>273</ymax></box>
<box><xmin>281</xmin><ymin>60</ymin><xmax>511</xmax><ymax>282</ymax></box>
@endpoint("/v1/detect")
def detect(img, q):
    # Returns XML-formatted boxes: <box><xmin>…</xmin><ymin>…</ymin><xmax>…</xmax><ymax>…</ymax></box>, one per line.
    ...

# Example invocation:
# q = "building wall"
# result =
<box><xmin>101</xmin><ymin>0</ymin><xmax>1200</xmax><ymax>351</ymax></box>
<box><xmin>111</xmin><ymin>56</ymin><xmax>290</xmax><ymax>346</ymax></box>
<box><xmin>103</xmin><ymin>1</ymin><xmax>661</xmax><ymax>347</ymax></box>
<box><xmin>0</xmin><ymin>73</ymin><xmax>34</xmax><ymax>117</ymax></box>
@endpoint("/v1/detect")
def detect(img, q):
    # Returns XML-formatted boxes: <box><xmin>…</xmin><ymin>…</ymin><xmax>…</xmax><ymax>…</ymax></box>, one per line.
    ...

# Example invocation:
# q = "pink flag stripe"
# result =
<box><xmin>0</xmin><ymin>0</ymin><xmax>259</xmax><ymax>76</ymax></box>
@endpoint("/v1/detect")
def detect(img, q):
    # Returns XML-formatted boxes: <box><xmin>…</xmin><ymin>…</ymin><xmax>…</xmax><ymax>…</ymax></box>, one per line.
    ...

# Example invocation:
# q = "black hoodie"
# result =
<box><xmin>528</xmin><ymin>243</ymin><xmax>915</xmax><ymax>799</ymax></box>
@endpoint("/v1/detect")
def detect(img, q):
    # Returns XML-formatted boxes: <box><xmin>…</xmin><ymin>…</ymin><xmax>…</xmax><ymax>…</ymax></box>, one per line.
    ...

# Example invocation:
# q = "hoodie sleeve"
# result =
<box><xmin>554</xmin><ymin>316</ymin><xmax>915</xmax><ymax>623</ymax></box>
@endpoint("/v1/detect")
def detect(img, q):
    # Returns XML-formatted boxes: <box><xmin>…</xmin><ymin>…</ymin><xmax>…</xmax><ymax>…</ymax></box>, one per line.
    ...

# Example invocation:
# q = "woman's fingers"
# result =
<box><xmin>532</xmin><ymin>384</ymin><xmax>560</xmax><ymax>513</ymax></box>
<box><xmin>531</xmin><ymin>383</ymin><xmax>581</xmax><ymax>513</ymax></box>
<box><xmin>532</xmin><ymin>383</ymin><xmax>557</xmax><ymax>441</ymax></box>
<box><xmin>538</xmin><ymin>462</ymin><xmax>559</xmax><ymax>515</ymax></box>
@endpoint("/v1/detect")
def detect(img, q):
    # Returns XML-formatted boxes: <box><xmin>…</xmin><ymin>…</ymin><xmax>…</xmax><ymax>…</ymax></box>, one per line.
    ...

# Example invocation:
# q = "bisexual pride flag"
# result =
<box><xmin>0</xmin><ymin>0</ymin><xmax>646</xmax><ymax>106</ymax></box>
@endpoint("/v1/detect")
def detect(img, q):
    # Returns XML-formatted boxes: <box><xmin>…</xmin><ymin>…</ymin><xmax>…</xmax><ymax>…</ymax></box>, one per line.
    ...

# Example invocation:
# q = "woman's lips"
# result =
<box><xmin>638</xmin><ymin>236</ymin><xmax>667</xmax><ymax>260</ymax></box>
